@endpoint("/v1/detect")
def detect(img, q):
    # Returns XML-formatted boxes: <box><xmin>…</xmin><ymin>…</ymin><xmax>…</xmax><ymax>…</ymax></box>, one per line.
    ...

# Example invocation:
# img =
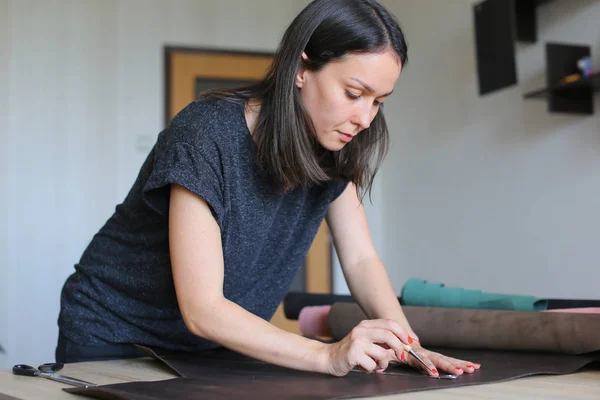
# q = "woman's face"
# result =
<box><xmin>296</xmin><ymin>49</ymin><xmax>402</xmax><ymax>151</ymax></box>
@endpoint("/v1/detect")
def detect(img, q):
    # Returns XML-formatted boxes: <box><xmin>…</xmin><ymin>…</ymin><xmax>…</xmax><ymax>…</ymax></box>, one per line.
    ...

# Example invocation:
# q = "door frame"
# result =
<box><xmin>164</xmin><ymin>46</ymin><xmax>274</xmax><ymax>126</ymax></box>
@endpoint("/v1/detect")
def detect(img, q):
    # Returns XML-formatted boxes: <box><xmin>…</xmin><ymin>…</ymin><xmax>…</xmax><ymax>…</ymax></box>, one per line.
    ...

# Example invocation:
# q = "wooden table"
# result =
<box><xmin>0</xmin><ymin>358</ymin><xmax>598</xmax><ymax>400</ymax></box>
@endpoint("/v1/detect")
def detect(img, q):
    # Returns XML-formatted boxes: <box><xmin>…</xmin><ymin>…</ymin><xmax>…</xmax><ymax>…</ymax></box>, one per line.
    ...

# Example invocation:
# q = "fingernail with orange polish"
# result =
<box><xmin>432</xmin><ymin>368</ymin><xmax>439</xmax><ymax>374</ymax></box>
<box><xmin>456</xmin><ymin>367</ymin><xmax>462</xmax><ymax>371</ymax></box>
<box><xmin>408</xmin><ymin>337</ymin><xmax>414</xmax><ymax>344</ymax></box>
<box><xmin>467</xmin><ymin>365</ymin><xmax>473</xmax><ymax>368</ymax></box>
<box><xmin>400</xmin><ymin>352</ymin><xmax>405</xmax><ymax>360</ymax></box>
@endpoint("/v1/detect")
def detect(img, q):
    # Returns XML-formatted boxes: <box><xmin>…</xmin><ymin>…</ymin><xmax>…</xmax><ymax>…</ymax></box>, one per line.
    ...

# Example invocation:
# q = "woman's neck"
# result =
<box><xmin>244</xmin><ymin>98</ymin><xmax>261</xmax><ymax>136</ymax></box>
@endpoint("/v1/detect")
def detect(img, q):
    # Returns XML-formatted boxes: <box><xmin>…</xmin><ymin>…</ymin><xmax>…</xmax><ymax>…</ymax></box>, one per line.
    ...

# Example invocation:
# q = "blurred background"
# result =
<box><xmin>1</xmin><ymin>0</ymin><xmax>599</xmax><ymax>369</ymax></box>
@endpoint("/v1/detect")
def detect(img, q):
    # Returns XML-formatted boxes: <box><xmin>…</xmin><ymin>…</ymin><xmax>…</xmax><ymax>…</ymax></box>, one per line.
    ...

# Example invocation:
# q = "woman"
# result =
<box><xmin>57</xmin><ymin>0</ymin><xmax>480</xmax><ymax>377</ymax></box>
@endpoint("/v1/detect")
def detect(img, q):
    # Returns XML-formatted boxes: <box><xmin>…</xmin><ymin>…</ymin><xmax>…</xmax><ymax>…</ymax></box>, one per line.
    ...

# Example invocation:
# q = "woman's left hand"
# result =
<box><xmin>382</xmin><ymin>339</ymin><xmax>481</xmax><ymax>377</ymax></box>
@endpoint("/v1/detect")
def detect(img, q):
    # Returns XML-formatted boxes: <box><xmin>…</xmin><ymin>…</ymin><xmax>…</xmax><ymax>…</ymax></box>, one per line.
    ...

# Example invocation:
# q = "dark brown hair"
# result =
<box><xmin>200</xmin><ymin>0</ymin><xmax>408</xmax><ymax>198</ymax></box>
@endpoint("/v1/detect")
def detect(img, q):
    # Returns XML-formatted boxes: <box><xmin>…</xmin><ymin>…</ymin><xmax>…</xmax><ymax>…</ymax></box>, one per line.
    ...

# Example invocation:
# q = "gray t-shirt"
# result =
<box><xmin>58</xmin><ymin>99</ymin><xmax>347</xmax><ymax>351</ymax></box>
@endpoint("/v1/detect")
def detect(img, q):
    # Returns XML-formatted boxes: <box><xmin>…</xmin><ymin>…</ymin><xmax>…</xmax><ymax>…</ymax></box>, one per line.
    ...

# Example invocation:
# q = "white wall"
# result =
<box><xmin>378</xmin><ymin>0</ymin><xmax>600</xmax><ymax>299</ymax></box>
<box><xmin>2</xmin><ymin>0</ymin><xmax>122</xmax><ymax>369</ymax></box>
<box><xmin>2</xmin><ymin>0</ymin><xmax>599</xmax><ymax>370</ymax></box>
<box><xmin>1</xmin><ymin>0</ymin><xmax>10</xmax><ymax>368</ymax></box>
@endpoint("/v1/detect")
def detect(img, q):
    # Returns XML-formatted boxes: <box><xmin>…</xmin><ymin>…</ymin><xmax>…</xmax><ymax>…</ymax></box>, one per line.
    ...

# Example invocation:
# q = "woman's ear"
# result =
<box><xmin>295</xmin><ymin>72</ymin><xmax>305</xmax><ymax>89</ymax></box>
<box><xmin>296</xmin><ymin>52</ymin><xmax>309</xmax><ymax>89</ymax></box>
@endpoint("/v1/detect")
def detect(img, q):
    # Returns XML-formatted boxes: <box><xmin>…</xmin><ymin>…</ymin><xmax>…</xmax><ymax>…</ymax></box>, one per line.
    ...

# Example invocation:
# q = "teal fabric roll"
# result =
<box><xmin>400</xmin><ymin>279</ymin><xmax>548</xmax><ymax>311</ymax></box>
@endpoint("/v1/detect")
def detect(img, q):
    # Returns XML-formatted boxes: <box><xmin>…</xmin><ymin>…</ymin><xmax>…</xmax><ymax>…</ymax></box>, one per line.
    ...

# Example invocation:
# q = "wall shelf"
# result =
<box><xmin>523</xmin><ymin>43</ymin><xmax>596</xmax><ymax>115</ymax></box>
<box><xmin>515</xmin><ymin>0</ymin><xmax>556</xmax><ymax>43</ymax></box>
<box><xmin>524</xmin><ymin>72</ymin><xmax>600</xmax><ymax>99</ymax></box>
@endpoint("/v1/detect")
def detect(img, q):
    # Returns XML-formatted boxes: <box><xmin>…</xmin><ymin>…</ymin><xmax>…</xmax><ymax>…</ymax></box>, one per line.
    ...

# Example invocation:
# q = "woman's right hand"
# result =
<box><xmin>322</xmin><ymin>319</ymin><xmax>412</xmax><ymax>377</ymax></box>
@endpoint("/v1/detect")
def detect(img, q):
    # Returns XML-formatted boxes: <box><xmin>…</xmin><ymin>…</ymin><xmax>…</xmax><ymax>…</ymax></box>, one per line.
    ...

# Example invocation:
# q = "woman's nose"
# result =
<box><xmin>354</xmin><ymin>102</ymin><xmax>374</xmax><ymax>130</ymax></box>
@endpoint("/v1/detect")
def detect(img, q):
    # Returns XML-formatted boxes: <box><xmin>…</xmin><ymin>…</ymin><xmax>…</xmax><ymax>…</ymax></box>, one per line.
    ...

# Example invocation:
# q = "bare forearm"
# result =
<box><xmin>344</xmin><ymin>258</ymin><xmax>417</xmax><ymax>338</ymax></box>
<box><xmin>187</xmin><ymin>297</ymin><xmax>328</xmax><ymax>372</ymax></box>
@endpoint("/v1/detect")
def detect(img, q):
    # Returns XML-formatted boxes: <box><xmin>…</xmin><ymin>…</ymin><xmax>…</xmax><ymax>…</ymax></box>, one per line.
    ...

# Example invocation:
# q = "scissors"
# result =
<box><xmin>12</xmin><ymin>362</ymin><xmax>97</xmax><ymax>388</ymax></box>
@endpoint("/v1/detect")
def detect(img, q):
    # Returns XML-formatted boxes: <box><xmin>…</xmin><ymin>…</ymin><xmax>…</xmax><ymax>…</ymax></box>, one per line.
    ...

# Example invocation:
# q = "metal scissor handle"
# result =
<box><xmin>13</xmin><ymin>363</ymin><xmax>64</xmax><ymax>376</ymax></box>
<box><xmin>13</xmin><ymin>362</ymin><xmax>97</xmax><ymax>388</ymax></box>
<box><xmin>38</xmin><ymin>363</ymin><xmax>64</xmax><ymax>373</ymax></box>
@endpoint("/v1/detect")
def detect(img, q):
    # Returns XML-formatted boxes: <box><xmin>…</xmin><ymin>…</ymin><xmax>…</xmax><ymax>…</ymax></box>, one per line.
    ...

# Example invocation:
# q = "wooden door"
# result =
<box><xmin>165</xmin><ymin>47</ymin><xmax>332</xmax><ymax>334</ymax></box>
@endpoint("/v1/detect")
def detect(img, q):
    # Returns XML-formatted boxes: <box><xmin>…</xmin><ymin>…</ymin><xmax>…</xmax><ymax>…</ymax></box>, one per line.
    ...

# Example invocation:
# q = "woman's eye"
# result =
<box><xmin>345</xmin><ymin>90</ymin><xmax>360</xmax><ymax>100</ymax></box>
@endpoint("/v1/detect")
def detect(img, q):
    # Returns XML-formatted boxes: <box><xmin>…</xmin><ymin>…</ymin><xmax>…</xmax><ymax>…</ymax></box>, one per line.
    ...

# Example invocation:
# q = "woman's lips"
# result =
<box><xmin>339</xmin><ymin>132</ymin><xmax>353</xmax><ymax>143</ymax></box>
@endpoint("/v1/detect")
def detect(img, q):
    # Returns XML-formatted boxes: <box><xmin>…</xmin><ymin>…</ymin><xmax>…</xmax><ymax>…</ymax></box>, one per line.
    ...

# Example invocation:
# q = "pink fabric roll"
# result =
<box><xmin>543</xmin><ymin>307</ymin><xmax>600</xmax><ymax>314</ymax></box>
<box><xmin>298</xmin><ymin>305</ymin><xmax>332</xmax><ymax>337</ymax></box>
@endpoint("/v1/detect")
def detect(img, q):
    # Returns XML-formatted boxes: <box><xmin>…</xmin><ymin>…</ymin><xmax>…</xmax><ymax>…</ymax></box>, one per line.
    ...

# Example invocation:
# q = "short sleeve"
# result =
<box><xmin>142</xmin><ymin>141</ymin><xmax>225</xmax><ymax>227</ymax></box>
<box><xmin>331</xmin><ymin>179</ymin><xmax>349</xmax><ymax>202</ymax></box>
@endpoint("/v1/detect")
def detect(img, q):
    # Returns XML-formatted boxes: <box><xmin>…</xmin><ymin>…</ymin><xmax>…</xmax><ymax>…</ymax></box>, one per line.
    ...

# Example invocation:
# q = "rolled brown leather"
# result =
<box><xmin>328</xmin><ymin>303</ymin><xmax>600</xmax><ymax>354</ymax></box>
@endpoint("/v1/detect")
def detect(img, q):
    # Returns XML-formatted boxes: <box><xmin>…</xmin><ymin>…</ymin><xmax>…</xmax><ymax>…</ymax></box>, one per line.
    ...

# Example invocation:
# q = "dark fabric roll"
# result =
<box><xmin>547</xmin><ymin>298</ymin><xmax>600</xmax><ymax>309</ymax></box>
<box><xmin>328</xmin><ymin>303</ymin><xmax>600</xmax><ymax>355</ymax></box>
<box><xmin>283</xmin><ymin>292</ymin><xmax>355</xmax><ymax>319</ymax></box>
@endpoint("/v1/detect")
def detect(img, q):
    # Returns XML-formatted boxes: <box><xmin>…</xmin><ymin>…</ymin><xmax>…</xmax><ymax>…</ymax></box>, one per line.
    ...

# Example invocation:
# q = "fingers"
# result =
<box><xmin>354</xmin><ymin>319</ymin><xmax>422</xmax><ymax>363</ymax></box>
<box><xmin>350</xmin><ymin>340</ymin><xmax>394</xmax><ymax>373</ymax></box>
<box><xmin>364</xmin><ymin>343</ymin><xmax>391</xmax><ymax>371</ymax></box>
<box><xmin>405</xmin><ymin>352</ymin><xmax>439</xmax><ymax>377</ymax></box>
<box><xmin>417</xmin><ymin>351</ymin><xmax>455</xmax><ymax>377</ymax></box>
<box><xmin>330</xmin><ymin>320</ymin><xmax>424</xmax><ymax>377</ymax></box>
<box><xmin>343</xmin><ymin>321</ymin><xmax>482</xmax><ymax>379</ymax></box>
<box><xmin>354</xmin><ymin>351</ymin><xmax>378</xmax><ymax>373</ymax></box>
<box><xmin>351</xmin><ymin>326</ymin><xmax>405</xmax><ymax>356</ymax></box>
<box><xmin>426</xmin><ymin>352</ymin><xmax>481</xmax><ymax>375</ymax></box>
<box><xmin>357</xmin><ymin>319</ymin><xmax>412</xmax><ymax>346</ymax></box>
<box><xmin>443</xmin><ymin>355</ymin><xmax>481</xmax><ymax>372</ymax></box>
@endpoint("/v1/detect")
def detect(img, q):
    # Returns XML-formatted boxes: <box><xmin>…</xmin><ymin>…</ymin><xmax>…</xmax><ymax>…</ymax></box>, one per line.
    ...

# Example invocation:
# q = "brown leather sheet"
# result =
<box><xmin>64</xmin><ymin>345</ymin><xmax>599</xmax><ymax>399</ymax></box>
<box><xmin>328</xmin><ymin>303</ymin><xmax>600</xmax><ymax>354</ymax></box>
